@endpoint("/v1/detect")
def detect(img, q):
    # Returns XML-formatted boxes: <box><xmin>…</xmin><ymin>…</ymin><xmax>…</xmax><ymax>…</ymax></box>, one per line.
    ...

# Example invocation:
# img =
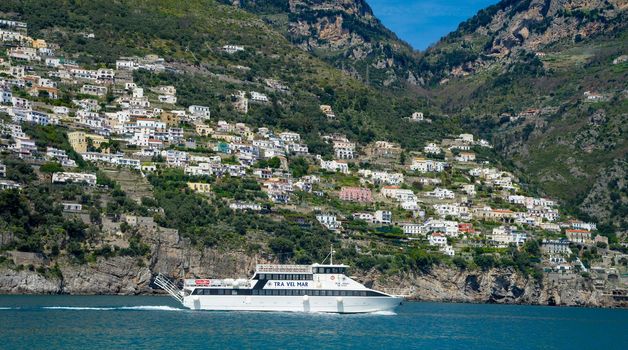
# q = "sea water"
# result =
<box><xmin>0</xmin><ymin>295</ymin><xmax>626</xmax><ymax>349</ymax></box>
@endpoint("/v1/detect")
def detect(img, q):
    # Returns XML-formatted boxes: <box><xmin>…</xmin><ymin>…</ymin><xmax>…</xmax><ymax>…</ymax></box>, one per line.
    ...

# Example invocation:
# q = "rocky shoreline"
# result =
<box><xmin>1</xmin><ymin>257</ymin><xmax>624</xmax><ymax>308</ymax></box>
<box><xmin>1</xmin><ymin>229</ymin><xmax>624</xmax><ymax>308</ymax></box>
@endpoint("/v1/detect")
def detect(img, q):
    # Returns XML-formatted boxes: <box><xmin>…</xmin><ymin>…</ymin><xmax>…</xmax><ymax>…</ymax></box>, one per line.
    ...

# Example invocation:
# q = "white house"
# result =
<box><xmin>440</xmin><ymin>245</ymin><xmax>455</xmax><ymax>256</ymax></box>
<box><xmin>424</xmin><ymin>219</ymin><xmax>459</xmax><ymax>236</ymax></box>
<box><xmin>374</xmin><ymin>210</ymin><xmax>392</xmax><ymax>224</ymax></box>
<box><xmin>316</xmin><ymin>214</ymin><xmax>341</xmax><ymax>231</ymax></box>
<box><xmin>455</xmin><ymin>152</ymin><xmax>476</xmax><ymax>162</ymax></box>
<box><xmin>279</xmin><ymin>132</ymin><xmax>300</xmax><ymax>143</ymax></box>
<box><xmin>250</xmin><ymin>91</ymin><xmax>269</xmax><ymax>103</ymax></box>
<box><xmin>318</xmin><ymin>158</ymin><xmax>349</xmax><ymax>174</ymax></box>
<box><xmin>333</xmin><ymin>140</ymin><xmax>355</xmax><ymax>160</ymax></box>
<box><xmin>222</xmin><ymin>45</ymin><xmax>244</xmax><ymax>54</ymax></box>
<box><xmin>423</xmin><ymin>143</ymin><xmax>441</xmax><ymax>154</ymax></box>
<box><xmin>410</xmin><ymin>112</ymin><xmax>424</xmax><ymax>121</ymax></box>
<box><xmin>401</xmin><ymin>223</ymin><xmax>422</xmax><ymax>235</ymax></box>
<box><xmin>428</xmin><ymin>232</ymin><xmax>447</xmax><ymax>246</ymax></box>
<box><xmin>188</xmin><ymin>105</ymin><xmax>211</xmax><ymax>119</ymax></box>
<box><xmin>426</xmin><ymin>187</ymin><xmax>455</xmax><ymax>199</ymax></box>
<box><xmin>52</xmin><ymin>172</ymin><xmax>97</xmax><ymax>186</ymax></box>
<box><xmin>381</xmin><ymin>186</ymin><xmax>416</xmax><ymax>202</ymax></box>
<box><xmin>352</xmin><ymin>212</ymin><xmax>374</xmax><ymax>223</ymax></box>
<box><xmin>411</xmin><ymin>158</ymin><xmax>445</xmax><ymax>172</ymax></box>
<box><xmin>490</xmin><ymin>226</ymin><xmax>527</xmax><ymax>247</ymax></box>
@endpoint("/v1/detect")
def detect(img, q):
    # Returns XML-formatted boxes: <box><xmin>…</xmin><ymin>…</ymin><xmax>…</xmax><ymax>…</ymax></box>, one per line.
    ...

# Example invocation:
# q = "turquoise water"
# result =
<box><xmin>0</xmin><ymin>295</ymin><xmax>626</xmax><ymax>349</ymax></box>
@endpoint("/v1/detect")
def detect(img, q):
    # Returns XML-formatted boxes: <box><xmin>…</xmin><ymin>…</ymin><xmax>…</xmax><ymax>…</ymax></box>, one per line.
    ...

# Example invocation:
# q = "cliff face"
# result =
<box><xmin>365</xmin><ymin>266</ymin><xmax>617</xmax><ymax>307</ymax></box>
<box><xmin>420</xmin><ymin>0</ymin><xmax>626</xmax><ymax>81</ymax></box>
<box><xmin>232</xmin><ymin>0</ymin><xmax>421</xmax><ymax>87</ymax></box>
<box><xmin>0</xmin><ymin>228</ymin><xmax>622</xmax><ymax>307</ymax></box>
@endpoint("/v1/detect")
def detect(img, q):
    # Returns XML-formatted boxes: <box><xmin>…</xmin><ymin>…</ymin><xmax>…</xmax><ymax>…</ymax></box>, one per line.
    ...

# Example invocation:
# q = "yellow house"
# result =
<box><xmin>195</xmin><ymin>124</ymin><xmax>214</xmax><ymax>137</ymax></box>
<box><xmin>31</xmin><ymin>39</ymin><xmax>47</xmax><ymax>49</ymax></box>
<box><xmin>187</xmin><ymin>182</ymin><xmax>211</xmax><ymax>193</ymax></box>
<box><xmin>160</xmin><ymin>111</ymin><xmax>180</xmax><ymax>127</ymax></box>
<box><xmin>68</xmin><ymin>131</ymin><xmax>107</xmax><ymax>153</ymax></box>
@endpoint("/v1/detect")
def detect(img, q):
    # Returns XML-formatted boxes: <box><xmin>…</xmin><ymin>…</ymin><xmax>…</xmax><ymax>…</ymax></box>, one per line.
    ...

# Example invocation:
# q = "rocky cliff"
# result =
<box><xmin>231</xmin><ymin>0</ymin><xmax>421</xmax><ymax>87</ymax></box>
<box><xmin>1</xmin><ymin>228</ymin><xmax>623</xmax><ymax>307</ymax></box>
<box><xmin>419</xmin><ymin>0</ymin><xmax>626</xmax><ymax>82</ymax></box>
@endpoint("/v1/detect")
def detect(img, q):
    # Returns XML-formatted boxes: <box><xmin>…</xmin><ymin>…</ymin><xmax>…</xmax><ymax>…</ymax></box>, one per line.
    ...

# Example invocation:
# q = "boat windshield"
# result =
<box><xmin>313</xmin><ymin>267</ymin><xmax>347</xmax><ymax>274</ymax></box>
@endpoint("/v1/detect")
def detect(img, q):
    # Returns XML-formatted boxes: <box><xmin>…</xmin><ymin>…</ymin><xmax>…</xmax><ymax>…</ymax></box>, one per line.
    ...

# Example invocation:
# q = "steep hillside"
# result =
<box><xmin>418</xmin><ymin>0</ymin><xmax>626</xmax><ymax>83</ymax></box>
<box><xmin>417</xmin><ymin>0</ymin><xmax>628</xmax><ymax>232</ymax></box>
<box><xmin>226</xmin><ymin>0</ymin><xmax>422</xmax><ymax>88</ymax></box>
<box><xmin>0</xmin><ymin>0</ymin><xmax>454</xmax><ymax>149</ymax></box>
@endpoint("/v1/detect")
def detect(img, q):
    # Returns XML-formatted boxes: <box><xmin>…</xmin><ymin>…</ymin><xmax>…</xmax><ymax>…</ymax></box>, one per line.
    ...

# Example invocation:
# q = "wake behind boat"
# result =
<box><xmin>155</xmin><ymin>252</ymin><xmax>404</xmax><ymax>314</ymax></box>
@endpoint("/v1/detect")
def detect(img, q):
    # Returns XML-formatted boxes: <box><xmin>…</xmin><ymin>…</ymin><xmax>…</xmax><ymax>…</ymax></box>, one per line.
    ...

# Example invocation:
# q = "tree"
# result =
<box><xmin>399</xmin><ymin>151</ymin><xmax>406</xmax><ymax>165</ymax></box>
<box><xmin>474</xmin><ymin>254</ymin><xmax>496</xmax><ymax>271</ymax></box>
<box><xmin>40</xmin><ymin>161</ymin><xmax>64</xmax><ymax>174</ymax></box>
<box><xmin>89</xmin><ymin>207</ymin><xmax>102</xmax><ymax>225</ymax></box>
<box><xmin>289</xmin><ymin>157</ymin><xmax>308</xmax><ymax>178</ymax></box>
<box><xmin>267</xmin><ymin>157</ymin><xmax>281</xmax><ymax>169</ymax></box>
<box><xmin>269</xmin><ymin>237</ymin><xmax>294</xmax><ymax>262</ymax></box>
<box><xmin>453</xmin><ymin>256</ymin><xmax>468</xmax><ymax>270</ymax></box>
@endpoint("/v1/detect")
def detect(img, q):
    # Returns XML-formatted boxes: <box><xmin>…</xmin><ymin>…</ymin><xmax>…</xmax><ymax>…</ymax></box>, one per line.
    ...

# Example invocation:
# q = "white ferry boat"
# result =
<box><xmin>155</xmin><ymin>255</ymin><xmax>403</xmax><ymax>314</ymax></box>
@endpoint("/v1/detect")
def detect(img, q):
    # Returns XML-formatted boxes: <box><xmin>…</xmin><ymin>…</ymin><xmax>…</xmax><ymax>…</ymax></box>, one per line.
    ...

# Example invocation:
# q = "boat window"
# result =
<box><xmin>272</xmin><ymin>290</ymin><xmax>279</xmax><ymax>295</ymax></box>
<box><xmin>279</xmin><ymin>290</ymin><xmax>286</xmax><ymax>296</ymax></box>
<box><xmin>231</xmin><ymin>290</ymin><xmax>237</xmax><ymax>295</ymax></box>
<box><xmin>217</xmin><ymin>289</ymin><xmax>224</xmax><ymax>295</ymax></box>
<box><xmin>259</xmin><ymin>274</ymin><xmax>265</xmax><ymax>280</ymax></box>
<box><xmin>360</xmin><ymin>291</ymin><xmax>367</xmax><ymax>297</ymax></box>
<box><xmin>332</xmin><ymin>268</ymin><xmax>338</xmax><ymax>273</ymax></box>
<box><xmin>252</xmin><ymin>290</ymin><xmax>259</xmax><ymax>295</ymax></box>
<box><xmin>340</xmin><ymin>291</ymin><xmax>346</xmax><ymax>296</ymax></box>
<box><xmin>325</xmin><ymin>268</ymin><xmax>331</xmax><ymax>273</ymax></box>
<box><xmin>279</xmin><ymin>274</ymin><xmax>285</xmax><ymax>280</ymax></box>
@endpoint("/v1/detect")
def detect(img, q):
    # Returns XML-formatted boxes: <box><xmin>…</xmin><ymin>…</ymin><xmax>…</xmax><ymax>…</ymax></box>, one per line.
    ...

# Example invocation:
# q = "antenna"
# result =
<box><xmin>321</xmin><ymin>244</ymin><xmax>336</xmax><ymax>265</ymax></box>
<box><xmin>330</xmin><ymin>244</ymin><xmax>333</xmax><ymax>265</ymax></box>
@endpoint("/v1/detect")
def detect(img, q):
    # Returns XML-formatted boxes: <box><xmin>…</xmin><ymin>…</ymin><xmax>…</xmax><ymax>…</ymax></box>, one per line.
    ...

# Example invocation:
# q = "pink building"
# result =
<box><xmin>339</xmin><ymin>187</ymin><xmax>373</xmax><ymax>203</ymax></box>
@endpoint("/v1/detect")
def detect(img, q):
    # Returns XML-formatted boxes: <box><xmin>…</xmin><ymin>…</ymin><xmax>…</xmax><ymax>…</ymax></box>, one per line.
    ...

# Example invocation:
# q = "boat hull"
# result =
<box><xmin>182</xmin><ymin>295</ymin><xmax>402</xmax><ymax>313</ymax></box>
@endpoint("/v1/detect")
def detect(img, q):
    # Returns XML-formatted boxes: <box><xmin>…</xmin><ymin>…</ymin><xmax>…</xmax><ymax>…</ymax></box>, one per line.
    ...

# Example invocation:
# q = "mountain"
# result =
<box><xmin>416</xmin><ymin>0</ymin><xmax>627</xmax><ymax>232</ymax></box>
<box><xmin>417</xmin><ymin>0</ymin><xmax>626</xmax><ymax>83</ymax></box>
<box><xmin>0</xmin><ymin>0</ymin><xmax>626</xmax><ymax>305</ymax></box>
<box><xmin>225</xmin><ymin>0</ymin><xmax>422</xmax><ymax>88</ymax></box>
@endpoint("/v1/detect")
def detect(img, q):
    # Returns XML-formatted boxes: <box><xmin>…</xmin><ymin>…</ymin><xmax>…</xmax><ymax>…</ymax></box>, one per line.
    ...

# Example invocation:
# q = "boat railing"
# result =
<box><xmin>154</xmin><ymin>273</ymin><xmax>183</xmax><ymax>303</ymax></box>
<box><xmin>255</xmin><ymin>264</ymin><xmax>311</xmax><ymax>273</ymax></box>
